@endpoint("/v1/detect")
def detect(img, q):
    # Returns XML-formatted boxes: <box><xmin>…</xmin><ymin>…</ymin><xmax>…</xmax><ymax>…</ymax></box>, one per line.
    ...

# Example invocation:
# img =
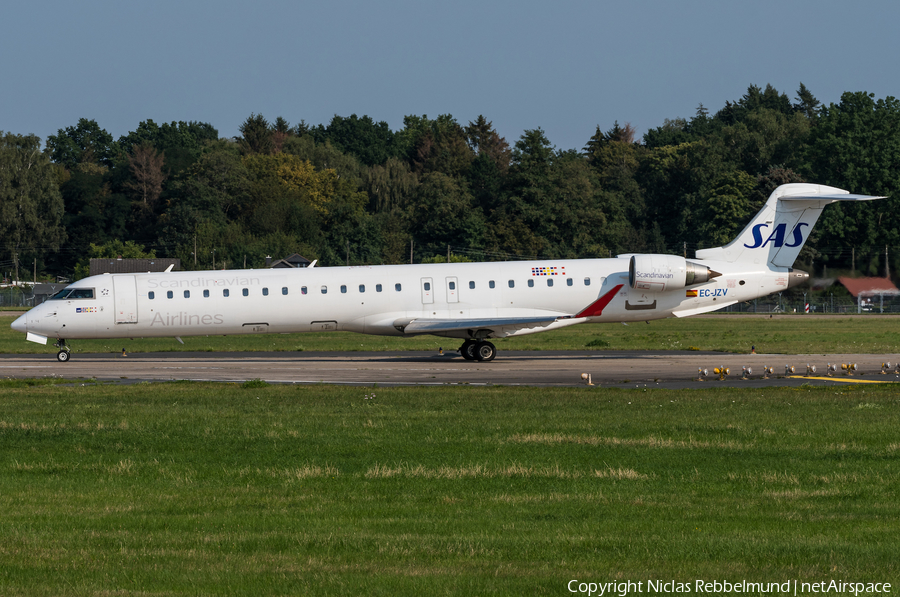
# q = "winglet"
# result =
<box><xmin>575</xmin><ymin>284</ymin><xmax>623</xmax><ymax>318</ymax></box>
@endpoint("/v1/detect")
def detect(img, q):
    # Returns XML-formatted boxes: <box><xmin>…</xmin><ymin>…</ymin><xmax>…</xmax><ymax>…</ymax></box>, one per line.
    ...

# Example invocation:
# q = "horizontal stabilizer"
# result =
<box><xmin>779</xmin><ymin>193</ymin><xmax>885</xmax><ymax>202</ymax></box>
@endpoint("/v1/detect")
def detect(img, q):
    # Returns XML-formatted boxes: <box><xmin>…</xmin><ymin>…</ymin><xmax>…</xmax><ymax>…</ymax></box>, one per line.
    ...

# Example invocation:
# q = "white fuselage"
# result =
<box><xmin>15</xmin><ymin>258</ymin><xmax>790</xmax><ymax>342</ymax></box>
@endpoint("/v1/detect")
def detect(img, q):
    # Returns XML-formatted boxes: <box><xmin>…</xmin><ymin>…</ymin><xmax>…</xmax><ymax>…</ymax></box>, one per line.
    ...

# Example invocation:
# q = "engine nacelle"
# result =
<box><xmin>628</xmin><ymin>255</ymin><xmax>718</xmax><ymax>292</ymax></box>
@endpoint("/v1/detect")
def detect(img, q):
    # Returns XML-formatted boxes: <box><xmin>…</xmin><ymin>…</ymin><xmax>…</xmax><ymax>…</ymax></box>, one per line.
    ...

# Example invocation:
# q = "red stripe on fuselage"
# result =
<box><xmin>575</xmin><ymin>284</ymin><xmax>624</xmax><ymax>318</ymax></box>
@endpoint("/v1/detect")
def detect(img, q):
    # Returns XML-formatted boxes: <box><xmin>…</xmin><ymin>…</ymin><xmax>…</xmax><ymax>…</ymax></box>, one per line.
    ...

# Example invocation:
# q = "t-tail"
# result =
<box><xmin>695</xmin><ymin>184</ymin><xmax>885</xmax><ymax>267</ymax></box>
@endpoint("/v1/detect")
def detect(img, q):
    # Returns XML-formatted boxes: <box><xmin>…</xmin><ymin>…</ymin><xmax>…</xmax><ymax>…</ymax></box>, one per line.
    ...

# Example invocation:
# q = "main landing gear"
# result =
<box><xmin>459</xmin><ymin>339</ymin><xmax>497</xmax><ymax>362</ymax></box>
<box><xmin>54</xmin><ymin>339</ymin><xmax>71</xmax><ymax>362</ymax></box>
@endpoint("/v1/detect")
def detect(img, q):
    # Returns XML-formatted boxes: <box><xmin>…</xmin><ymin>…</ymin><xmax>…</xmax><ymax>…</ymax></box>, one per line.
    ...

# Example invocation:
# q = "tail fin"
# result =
<box><xmin>695</xmin><ymin>183</ymin><xmax>885</xmax><ymax>266</ymax></box>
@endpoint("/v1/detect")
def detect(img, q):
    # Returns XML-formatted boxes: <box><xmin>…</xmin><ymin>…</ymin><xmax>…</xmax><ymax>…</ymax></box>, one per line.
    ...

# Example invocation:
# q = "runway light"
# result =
<box><xmin>741</xmin><ymin>366</ymin><xmax>752</xmax><ymax>380</ymax></box>
<box><xmin>826</xmin><ymin>363</ymin><xmax>837</xmax><ymax>376</ymax></box>
<box><xmin>581</xmin><ymin>373</ymin><xmax>594</xmax><ymax>386</ymax></box>
<box><xmin>697</xmin><ymin>368</ymin><xmax>708</xmax><ymax>381</ymax></box>
<box><xmin>762</xmin><ymin>366</ymin><xmax>774</xmax><ymax>379</ymax></box>
<box><xmin>785</xmin><ymin>365</ymin><xmax>795</xmax><ymax>375</ymax></box>
<box><xmin>841</xmin><ymin>363</ymin><xmax>858</xmax><ymax>376</ymax></box>
<box><xmin>806</xmin><ymin>364</ymin><xmax>816</xmax><ymax>376</ymax></box>
<box><xmin>881</xmin><ymin>362</ymin><xmax>892</xmax><ymax>375</ymax></box>
<box><xmin>713</xmin><ymin>366</ymin><xmax>729</xmax><ymax>381</ymax></box>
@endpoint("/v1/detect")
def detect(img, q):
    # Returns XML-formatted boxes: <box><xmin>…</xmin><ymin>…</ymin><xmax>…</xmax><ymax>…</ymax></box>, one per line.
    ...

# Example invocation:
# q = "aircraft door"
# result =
<box><xmin>421</xmin><ymin>278</ymin><xmax>434</xmax><ymax>304</ymax></box>
<box><xmin>446</xmin><ymin>277</ymin><xmax>459</xmax><ymax>303</ymax></box>
<box><xmin>113</xmin><ymin>275</ymin><xmax>138</xmax><ymax>324</ymax></box>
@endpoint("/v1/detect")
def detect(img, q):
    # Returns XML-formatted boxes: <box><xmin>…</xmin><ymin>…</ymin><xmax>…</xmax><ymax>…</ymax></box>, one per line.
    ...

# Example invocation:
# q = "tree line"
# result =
<box><xmin>2</xmin><ymin>83</ymin><xmax>900</xmax><ymax>282</ymax></box>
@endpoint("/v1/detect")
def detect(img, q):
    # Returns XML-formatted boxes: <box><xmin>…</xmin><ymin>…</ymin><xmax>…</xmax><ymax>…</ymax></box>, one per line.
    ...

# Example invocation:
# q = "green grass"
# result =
<box><xmin>1</xmin><ymin>382</ymin><xmax>898</xmax><ymax>594</ymax></box>
<box><xmin>3</xmin><ymin>313</ymin><xmax>900</xmax><ymax>355</ymax></box>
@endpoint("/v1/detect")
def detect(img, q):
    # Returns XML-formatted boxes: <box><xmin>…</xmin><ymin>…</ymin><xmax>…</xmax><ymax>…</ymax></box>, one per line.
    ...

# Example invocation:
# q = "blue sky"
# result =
<box><xmin>3</xmin><ymin>0</ymin><xmax>899</xmax><ymax>152</ymax></box>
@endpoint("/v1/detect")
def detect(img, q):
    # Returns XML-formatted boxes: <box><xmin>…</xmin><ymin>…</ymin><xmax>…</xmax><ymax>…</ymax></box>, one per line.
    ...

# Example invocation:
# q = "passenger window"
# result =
<box><xmin>242</xmin><ymin>288</ymin><xmax>248</xmax><ymax>297</ymax></box>
<box><xmin>527</xmin><ymin>279</ymin><xmax>534</xmax><ymax>288</ymax></box>
<box><xmin>284</xmin><ymin>287</ymin><xmax>289</xmax><ymax>295</ymax></box>
<box><xmin>489</xmin><ymin>280</ymin><xmax>495</xmax><ymax>289</ymax></box>
<box><xmin>167</xmin><ymin>290</ymin><xmax>173</xmax><ymax>299</ymax></box>
<box><xmin>263</xmin><ymin>288</ymin><xmax>269</xmax><ymax>296</ymax></box>
<box><xmin>301</xmin><ymin>287</ymin><xmax>307</xmax><ymax>295</ymax></box>
<box><xmin>584</xmin><ymin>277</ymin><xmax>591</xmax><ymax>286</ymax></box>
<box><xmin>223</xmin><ymin>289</ymin><xmax>230</xmax><ymax>297</ymax></box>
<box><xmin>395</xmin><ymin>283</ymin><xmax>402</xmax><ymax>291</ymax></box>
<box><xmin>469</xmin><ymin>281</ymin><xmax>475</xmax><ymax>289</ymax></box>
<box><xmin>341</xmin><ymin>285</ymin><xmax>347</xmax><ymax>294</ymax></box>
<box><xmin>376</xmin><ymin>284</ymin><xmax>382</xmax><ymax>292</ymax></box>
<box><xmin>203</xmin><ymin>289</ymin><xmax>210</xmax><ymax>298</ymax></box>
<box><xmin>547</xmin><ymin>279</ymin><xmax>553</xmax><ymax>287</ymax></box>
<box><xmin>359</xmin><ymin>284</ymin><xmax>365</xmax><ymax>293</ymax></box>
<box><xmin>508</xmin><ymin>280</ymin><xmax>515</xmax><ymax>288</ymax></box>
<box><xmin>424</xmin><ymin>282</ymin><xmax>431</xmax><ymax>291</ymax></box>
<box><xmin>321</xmin><ymin>286</ymin><xmax>327</xmax><ymax>294</ymax></box>
<box><xmin>148</xmin><ymin>291</ymin><xmax>155</xmax><ymax>300</ymax></box>
<box><xmin>567</xmin><ymin>278</ymin><xmax>573</xmax><ymax>287</ymax></box>
<box><xmin>449</xmin><ymin>281</ymin><xmax>456</xmax><ymax>290</ymax></box>
<box><xmin>184</xmin><ymin>290</ymin><xmax>190</xmax><ymax>298</ymax></box>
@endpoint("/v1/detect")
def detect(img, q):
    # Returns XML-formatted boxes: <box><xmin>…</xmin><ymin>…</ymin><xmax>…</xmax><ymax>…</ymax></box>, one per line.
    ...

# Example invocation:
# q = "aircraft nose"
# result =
<box><xmin>11</xmin><ymin>313</ymin><xmax>27</xmax><ymax>333</ymax></box>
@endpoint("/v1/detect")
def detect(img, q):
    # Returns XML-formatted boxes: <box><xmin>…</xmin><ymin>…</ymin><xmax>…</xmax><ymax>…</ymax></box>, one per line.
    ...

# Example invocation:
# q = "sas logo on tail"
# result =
<box><xmin>744</xmin><ymin>222</ymin><xmax>809</xmax><ymax>249</ymax></box>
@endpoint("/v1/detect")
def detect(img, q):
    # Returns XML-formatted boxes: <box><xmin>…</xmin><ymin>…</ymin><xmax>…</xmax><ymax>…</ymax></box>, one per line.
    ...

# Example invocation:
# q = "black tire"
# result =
<box><xmin>57</xmin><ymin>350</ymin><xmax>70</xmax><ymax>362</ymax></box>
<box><xmin>460</xmin><ymin>340</ymin><xmax>477</xmax><ymax>360</ymax></box>
<box><xmin>475</xmin><ymin>341</ymin><xmax>496</xmax><ymax>362</ymax></box>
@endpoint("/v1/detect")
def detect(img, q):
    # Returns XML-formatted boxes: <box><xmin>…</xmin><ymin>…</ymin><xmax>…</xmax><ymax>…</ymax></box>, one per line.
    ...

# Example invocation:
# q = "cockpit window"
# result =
<box><xmin>49</xmin><ymin>288</ymin><xmax>94</xmax><ymax>300</ymax></box>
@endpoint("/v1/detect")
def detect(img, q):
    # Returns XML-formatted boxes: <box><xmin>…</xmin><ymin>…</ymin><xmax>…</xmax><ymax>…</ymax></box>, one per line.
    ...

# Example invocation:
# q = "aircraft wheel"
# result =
<box><xmin>475</xmin><ymin>341</ymin><xmax>496</xmax><ymax>362</ymax></box>
<box><xmin>57</xmin><ymin>350</ymin><xmax>71</xmax><ymax>362</ymax></box>
<box><xmin>460</xmin><ymin>340</ymin><xmax>477</xmax><ymax>360</ymax></box>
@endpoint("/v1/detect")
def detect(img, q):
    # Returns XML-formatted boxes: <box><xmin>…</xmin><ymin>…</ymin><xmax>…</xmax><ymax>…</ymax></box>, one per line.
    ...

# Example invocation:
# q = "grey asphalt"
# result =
<box><xmin>1</xmin><ymin>350</ymin><xmax>897</xmax><ymax>389</ymax></box>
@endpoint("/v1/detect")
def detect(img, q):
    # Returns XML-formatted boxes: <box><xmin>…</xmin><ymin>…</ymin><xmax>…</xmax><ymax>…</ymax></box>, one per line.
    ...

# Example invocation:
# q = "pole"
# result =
<box><xmin>194</xmin><ymin>235</ymin><xmax>197</xmax><ymax>267</ymax></box>
<box><xmin>346</xmin><ymin>240</ymin><xmax>350</xmax><ymax>266</ymax></box>
<box><xmin>410</xmin><ymin>240</ymin><xmax>414</xmax><ymax>264</ymax></box>
<box><xmin>886</xmin><ymin>245</ymin><xmax>890</xmax><ymax>279</ymax></box>
<box><xmin>33</xmin><ymin>258</ymin><xmax>36</xmax><ymax>283</ymax></box>
<box><xmin>447</xmin><ymin>244</ymin><xmax>450</xmax><ymax>263</ymax></box>
<box><xmin>852</xmin><ymin>247</ymin><xmax>855</xmax><ymax>275</ymax></box>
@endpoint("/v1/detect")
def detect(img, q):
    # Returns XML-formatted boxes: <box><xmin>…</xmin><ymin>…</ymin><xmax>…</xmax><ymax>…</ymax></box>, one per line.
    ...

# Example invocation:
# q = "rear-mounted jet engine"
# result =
<box><xmin>628</xmin><ymin>255</ymin><xmax>721</xmax><ymax>292</ymax></box>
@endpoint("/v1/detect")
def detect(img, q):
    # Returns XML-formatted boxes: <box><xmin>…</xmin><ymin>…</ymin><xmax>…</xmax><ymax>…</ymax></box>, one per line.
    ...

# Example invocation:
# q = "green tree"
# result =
<box><xmin>407</xmin><ymin>172</ymin><xmax>484</xmax><ymax>258</ymax></box>
<box><xmin>45</xmin><ymin>118</ymin><xmax>119</xmax><ymax>169</ymax></box>
<box><xmin>119</xmin><ymin>120</ymin><xmax>218</xmax><ymax>174</ymax></box>
<box><xmin>313</xmin><ymin>114</ymin><xmax>397</xmax><ymax>166</ymax></box>
<box><xmin>697</xmin><ymin>170</ymin><xmax>757</xmax><ymax>246</ymax></box>
<box><xmin>238</xmin><ymin>113</ymin><xmax>275</xmax><ymax>155</ymax></box>
<box><xmin>364</xmin><ymin>157</ymin><xmax>418</xmax><ymax>212</ymax></box>
<box><xmin>803</xmin><ymin>91</ymin><xmax>900</xmax><ymax>263</ymax></box>
<box><xmin>0</xmin><ymin>132</ymin><xmax>66</xmax><ymax>277</ymax></box>
<box><xmin>794</xmin><ymin>83</ymin><xmax>821</xmax><ymax>120</ymax></box>
<box><xmin>465</xmin><ymin>115</ymin><xmax>511</xmax><ymax>174</ymax></box>
<box><xmin>399</xmin><ymin>114</ymin><xmax>474</xmax><ymax>177</ymax></box>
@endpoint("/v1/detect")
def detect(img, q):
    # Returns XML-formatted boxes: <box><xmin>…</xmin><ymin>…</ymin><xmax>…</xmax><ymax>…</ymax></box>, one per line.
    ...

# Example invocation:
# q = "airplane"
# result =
<box><xmin>11</xmin><ymin>183</ymin><xmax>885</xmax><ymax>363</ymax></box>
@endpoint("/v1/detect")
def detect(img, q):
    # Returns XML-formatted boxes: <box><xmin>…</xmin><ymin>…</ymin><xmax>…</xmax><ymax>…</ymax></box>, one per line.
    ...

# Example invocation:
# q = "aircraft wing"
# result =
<box><xmin>394</xmin><ymin>316</ymin><xmax>561</xmax><ymax>335</ymax></box>
<box><xmin>393</xmin><ymin>284</ymin><xmax>625</xmax><ymax>336</ymax></box>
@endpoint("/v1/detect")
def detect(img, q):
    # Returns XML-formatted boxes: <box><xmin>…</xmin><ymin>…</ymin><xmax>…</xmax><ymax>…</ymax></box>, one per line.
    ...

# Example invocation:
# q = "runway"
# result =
<box><xmin>1</xmin><ymin>350</ymin><xmax>898</xmax><ymax>388</ymax></box>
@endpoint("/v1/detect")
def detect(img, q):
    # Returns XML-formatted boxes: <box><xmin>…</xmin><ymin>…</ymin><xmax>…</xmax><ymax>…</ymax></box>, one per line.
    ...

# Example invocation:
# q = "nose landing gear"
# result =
<box><xmin>54</xmin><ymin>339</ymin><xmax>71</xmax><ymax>362</ymax></box>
